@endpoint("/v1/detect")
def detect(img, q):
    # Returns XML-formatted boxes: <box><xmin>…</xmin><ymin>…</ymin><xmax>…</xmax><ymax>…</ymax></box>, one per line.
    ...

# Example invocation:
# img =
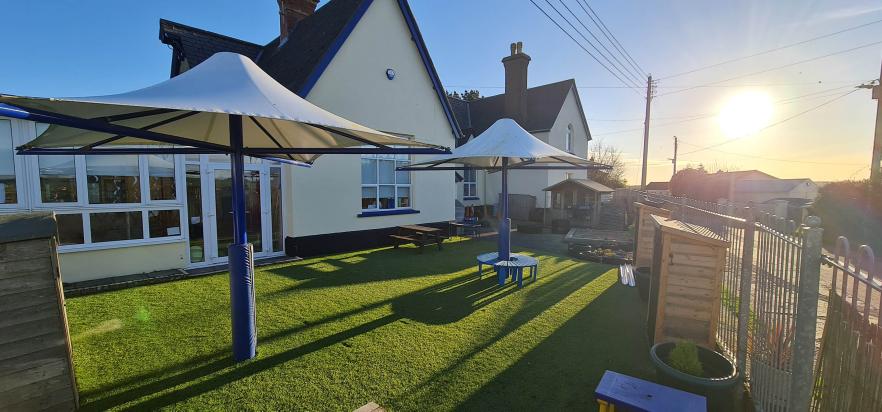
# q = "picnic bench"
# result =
<box><xmin>389</xmin><ymin>225</ymin><xmax>446</xmax><ymax>253</ymax></box>
<box><xmin>595</xmin><ymin>370</ymin><xmax>706</xmax><ymax>412</ymax></box>
<box><xmin>448</xmin><ymin>220</ymin><xmax>482</xmax><ymax>238</ymax></box>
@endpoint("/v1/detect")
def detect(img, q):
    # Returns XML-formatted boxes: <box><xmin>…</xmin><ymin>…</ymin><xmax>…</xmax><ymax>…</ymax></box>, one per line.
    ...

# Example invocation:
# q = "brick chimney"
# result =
<box><xmin>502</xmin><ymin>42</ymin><xmax>530</xmax><ymax>126</ymax></box>
<box><xmin>278</xmin><ymin>0</ymin><xmax>318</xmax><ymax>44</ymax></box>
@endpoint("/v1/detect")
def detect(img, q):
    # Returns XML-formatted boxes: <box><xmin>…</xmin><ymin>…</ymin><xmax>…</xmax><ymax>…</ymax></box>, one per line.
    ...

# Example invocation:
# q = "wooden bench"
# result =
<box><xmin>595</xmin><ymin>370</ymin><xmax>706</xmax><ymax>412</ymax></box>
<box><xmin>389</xmin><ymin>225</ymin><xmax>445</xmax><ymax>253</ymax></box>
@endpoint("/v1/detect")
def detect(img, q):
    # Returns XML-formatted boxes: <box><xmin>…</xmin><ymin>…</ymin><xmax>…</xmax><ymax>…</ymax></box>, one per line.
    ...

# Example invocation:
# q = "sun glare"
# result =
<box><xmin>718</xmin><ymin>91</ymin><xmax>774</xmax><ymax>138</ymax></box>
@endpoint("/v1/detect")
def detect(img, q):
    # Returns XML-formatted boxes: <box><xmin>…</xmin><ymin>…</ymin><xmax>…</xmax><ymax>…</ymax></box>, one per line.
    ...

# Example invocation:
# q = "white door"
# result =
<box><xmin>185</xmin><ymin>156</ymin><xmax>285</xmax><ymax>266</ymax></box>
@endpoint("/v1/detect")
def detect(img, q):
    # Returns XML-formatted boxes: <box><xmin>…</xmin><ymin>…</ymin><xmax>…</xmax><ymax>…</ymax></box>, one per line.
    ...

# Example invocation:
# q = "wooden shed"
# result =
<box><xmin>633</xmin><ymin>201</ymin><xmax>671</xmax><ymax>269</ymax></box>
<box><xmin>647</xmin><ymin>214</ymin><xmax>728</xmax><ymax>348</ymax></box>
<box><xmin>0</xmin><ymin>213</ymin><xmax>78</xmax><ymax>411</ymax></box>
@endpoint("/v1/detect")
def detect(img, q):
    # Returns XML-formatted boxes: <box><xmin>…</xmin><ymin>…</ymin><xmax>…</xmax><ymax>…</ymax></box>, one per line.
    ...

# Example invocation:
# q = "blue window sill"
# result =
<box><xmin>357</xmin><ymin>208</ymin><xmax>420</xmax><ymax>218</ymax></box>
<box><xmin>464</xmin><ymin>196</ymin><xmax>480</xmax><ymax>201</ymax></box>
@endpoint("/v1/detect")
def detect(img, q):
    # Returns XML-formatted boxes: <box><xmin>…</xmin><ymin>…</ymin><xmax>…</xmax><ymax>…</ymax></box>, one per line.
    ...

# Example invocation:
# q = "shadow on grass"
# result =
<box><xmin>263</xmin><ymin>238</ymin><xmax>489</xmax><ymax>294</ymax></box>
<box><xmin>79</xmin><ymin>242</ymin><xmax>608</xmax><ymax>410</ymax></box>
<box><xmin>454</xmin><ymin>284</ymin><xmax>654</xmax><ymax>411</ymax></box>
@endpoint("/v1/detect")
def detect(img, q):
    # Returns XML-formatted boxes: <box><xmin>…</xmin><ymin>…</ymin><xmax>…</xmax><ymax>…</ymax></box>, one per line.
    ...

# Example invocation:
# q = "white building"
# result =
<box><xmin>447</xmin><ymin>44</ymin><xmax>593</xmax><ymax>214</ymax></box>
<box><xmin>0</xmin><ymin>0</ymin><xmax>460</xmax><ymax>283</ymax></box>
<box><xmin>732</xmin><ymin>178</ymin><xmax>819</xmax><ymax>204</ymax></box>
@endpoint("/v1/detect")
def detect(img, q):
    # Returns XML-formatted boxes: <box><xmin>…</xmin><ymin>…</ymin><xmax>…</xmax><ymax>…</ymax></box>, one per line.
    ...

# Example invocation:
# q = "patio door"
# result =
<box><xmin>201</xmin><ymin>163</ymin><xmax>283</xmax><ymax>264</ymax></box>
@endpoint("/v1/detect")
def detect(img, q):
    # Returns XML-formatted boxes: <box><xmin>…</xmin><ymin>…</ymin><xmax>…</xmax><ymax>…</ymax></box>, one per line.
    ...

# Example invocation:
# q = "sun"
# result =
<box><xmin>718</xmin><ymin>91</ymin><xmax>774</xmax><ymax>138</ymax></box>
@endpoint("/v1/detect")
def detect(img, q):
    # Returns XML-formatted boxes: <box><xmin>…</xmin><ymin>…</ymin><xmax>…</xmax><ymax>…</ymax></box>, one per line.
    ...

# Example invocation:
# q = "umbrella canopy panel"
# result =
<box><xmin>404</xmin><ymin>118</ymin><xmax>603</xmax><ymax>170</ymax></box>
<box><xmin>1</xmin><ymin>52</ymin><xmax>445</xmax><ymax>163</ymax></box>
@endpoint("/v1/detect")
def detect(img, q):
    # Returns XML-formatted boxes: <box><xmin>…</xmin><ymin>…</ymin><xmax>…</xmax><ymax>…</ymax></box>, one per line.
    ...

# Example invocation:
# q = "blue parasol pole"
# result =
<box><xmin>228</xmin><ymin>114</ymin><xmax>257</xmax><ymax>361</ymax></box>
<box><xmin>499</xmin><ymin>157</ymin><xmax>511</xmax><ymax>261</ymax></box>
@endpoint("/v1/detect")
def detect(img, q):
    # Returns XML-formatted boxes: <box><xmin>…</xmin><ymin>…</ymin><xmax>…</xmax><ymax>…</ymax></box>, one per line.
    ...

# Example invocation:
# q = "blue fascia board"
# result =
<box><xmin>464</xmin><ymin>196</ymin><xmax>480</xmax><ymax>201</ymax></box>
<box><xmin>357</xmin><ymin>208</ymin><xmax>420</xmax><ymax>218</ymax></box>
<box><xmin>296</xmin><ymin>0</ymin><xmax>463</xmax><ymax>142</ymax></box>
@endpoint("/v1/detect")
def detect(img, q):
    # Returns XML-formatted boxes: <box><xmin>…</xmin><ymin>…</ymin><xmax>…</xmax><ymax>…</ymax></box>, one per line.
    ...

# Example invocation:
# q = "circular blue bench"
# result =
<box><xmin>476</xmin><ymin>252</ymin><xmax>538</xmax><ymax>287</ymax></box>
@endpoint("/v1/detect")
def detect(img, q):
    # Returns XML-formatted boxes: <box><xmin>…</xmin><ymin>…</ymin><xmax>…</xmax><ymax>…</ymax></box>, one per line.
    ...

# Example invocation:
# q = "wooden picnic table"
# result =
<box><xmin>389</xmin><ymin>225</ymin><xmax>446</xmax><ymax>253</ymax></box>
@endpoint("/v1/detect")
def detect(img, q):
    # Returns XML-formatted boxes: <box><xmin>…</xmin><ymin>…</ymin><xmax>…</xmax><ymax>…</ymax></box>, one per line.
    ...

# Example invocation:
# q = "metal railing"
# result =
<box><xmin>812</xmin><ymin>237</ymin><xmax>882</xmax><ymax>410</ymax></box>
<box><xmin>634</xmin><ymin>191</ymin><xmax>823</xmax><ymax>411</ymax></box>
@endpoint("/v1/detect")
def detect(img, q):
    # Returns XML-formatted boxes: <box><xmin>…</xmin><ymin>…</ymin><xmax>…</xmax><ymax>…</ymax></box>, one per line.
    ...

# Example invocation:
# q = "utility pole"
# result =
<box><xmin>669</xmin><ymin>136</ymin><xmax>678</xmax><ymax>179</ymax></box>
<box><xmin>640</xmin><ymin>74</ymin><xmax>656</xmax><ymax>189</ymax></box>
<box><xmin>870</xmin><ymin>61</ymin><xmax>882</xmax><ymax>185</ymax></box>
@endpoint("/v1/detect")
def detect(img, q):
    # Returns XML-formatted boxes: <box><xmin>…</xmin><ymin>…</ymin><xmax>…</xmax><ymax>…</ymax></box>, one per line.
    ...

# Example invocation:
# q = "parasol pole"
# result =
<box><xmin>499</xmin><ymin>157</ymin><xmax>511</xmax><ymax>261</ymax></box>
<box><xmin>228</xmin><ymin>114</ymin><xmax>257</xmax><ymax>361</ymax></box>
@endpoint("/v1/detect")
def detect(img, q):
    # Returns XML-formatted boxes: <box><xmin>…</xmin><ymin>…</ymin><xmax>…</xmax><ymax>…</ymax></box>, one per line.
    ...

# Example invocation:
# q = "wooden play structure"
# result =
<box><xmin>0</xmin><ymin>213</ymin><xmax>78</xmax><ymax>411</ymax></box>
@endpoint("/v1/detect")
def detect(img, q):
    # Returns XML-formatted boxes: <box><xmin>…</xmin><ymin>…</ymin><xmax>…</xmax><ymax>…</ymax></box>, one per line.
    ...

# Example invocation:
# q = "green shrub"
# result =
<box><xmin>667</xmin><ymin>341</ymin><xmax>703</xmax><ymax>377</ymax></box>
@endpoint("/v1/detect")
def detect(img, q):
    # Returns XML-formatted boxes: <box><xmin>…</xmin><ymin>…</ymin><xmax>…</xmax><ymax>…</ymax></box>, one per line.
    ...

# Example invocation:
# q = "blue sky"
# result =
<box><xmin>2</xmin><ymin>0</ymin><xmax>881</xmax><ymax>183</ymax></box>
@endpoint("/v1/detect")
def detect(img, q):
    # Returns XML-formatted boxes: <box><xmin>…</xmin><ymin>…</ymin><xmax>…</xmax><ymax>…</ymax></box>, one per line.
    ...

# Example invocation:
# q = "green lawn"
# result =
<box><xmin>66</xmin><ymin>238</ymin><xmax>654</xmax><ymax>411</ymax></box>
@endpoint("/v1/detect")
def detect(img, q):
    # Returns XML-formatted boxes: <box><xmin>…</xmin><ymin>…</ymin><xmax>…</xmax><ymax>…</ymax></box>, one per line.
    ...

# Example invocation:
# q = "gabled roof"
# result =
<box><xmin>449</xmin><ymin>79</ymin><xmax>588</xmax><ymax>138</ymax></box>
<box><xmin>734</xmin><ymin>178</ymin><xmax>815</xmax><ymax>193</ymax></box>
<box><xmin>645</xmin><ymin>181</ymin><xmax>670</xmax><ymax>190</ymax></box>
<box><xmin>158</xmin><ymin>0</ymin><xmax>461</xmax><ymax>140</ymax></box>
<box><xmin>707</xmin><ymin>170</ymin><xmax>777</xmax><ymax>180</ymax></box>
<box><xmin>543</xmin><ymin>178</ymin><xmax>614</xmax><ymax>193</ymax></box>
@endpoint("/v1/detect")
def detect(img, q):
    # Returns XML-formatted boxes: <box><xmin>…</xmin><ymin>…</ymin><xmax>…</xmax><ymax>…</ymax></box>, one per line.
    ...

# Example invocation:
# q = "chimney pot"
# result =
<box><xmin>278</xmin><ymin>0</ymin><xmax>318</xmax><ymax>44</ymax></box>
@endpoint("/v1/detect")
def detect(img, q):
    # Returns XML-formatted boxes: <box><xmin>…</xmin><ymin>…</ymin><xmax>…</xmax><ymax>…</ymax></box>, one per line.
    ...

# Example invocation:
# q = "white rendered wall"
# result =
<box><xmin>288</xmin><ymin>0</ymin><xmax>456</xmax><ymax>237</ymax></box>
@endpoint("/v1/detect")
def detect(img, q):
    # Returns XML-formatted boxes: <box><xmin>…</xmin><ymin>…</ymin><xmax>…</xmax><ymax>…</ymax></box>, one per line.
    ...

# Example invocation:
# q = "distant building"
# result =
<box><xmin>645</xmin><ymin>181</ymin><xmax>670</xmax><ymax>196</ymax></box>
<box><xmin>732</xmin><ymin>178</ymin><xmax>819</xmax><ymax>204</ymax></box>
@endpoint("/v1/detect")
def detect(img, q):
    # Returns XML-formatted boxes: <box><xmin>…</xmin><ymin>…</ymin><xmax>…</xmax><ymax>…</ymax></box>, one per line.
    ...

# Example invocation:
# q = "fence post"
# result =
<box><xmin>790</xmin><ymin>215</ymin><xmax>823</xmax><ymax>411</ymax></box>
<box><xmin>736</xmin><ymin>206</ymin><xmax>755</xmax><ymax>374</ymax></box>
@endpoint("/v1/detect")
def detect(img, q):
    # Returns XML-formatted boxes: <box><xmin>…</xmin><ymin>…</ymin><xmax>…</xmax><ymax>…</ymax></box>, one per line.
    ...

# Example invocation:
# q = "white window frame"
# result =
<box><xmin>0</xmin><ymin>118</ymin><xmax>28</xmax><ymax>210</ymax></box>
<box><xmin>463</xmin><ymin>168</ymin><xmax>477</xmax><ymax>198</ymax></box>
<box><xmin>361</xmin><ymin>152</ymin><xmax>412</xmax><ymax>211</ymax></box>
<box><xmin>565</xmin><ymin>124</ymin><xmax>574</xmax><ymax>153</ymax></box>
<box><xmin>19</xmin><ymin>122</ymin><xmax>189</xmax><ymax>251</ymax></box>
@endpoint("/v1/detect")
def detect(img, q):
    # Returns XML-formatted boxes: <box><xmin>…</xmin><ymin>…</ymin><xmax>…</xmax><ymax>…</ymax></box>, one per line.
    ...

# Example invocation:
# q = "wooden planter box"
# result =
<box><xmin>647</xmin><ymin>215</ymin><xmax>728</xmax><ymax>348</ymax></box>
<box><xmin>633</xmin><ymin>202</ymin><xmax>671</xmax><ymax>269</ymax></box>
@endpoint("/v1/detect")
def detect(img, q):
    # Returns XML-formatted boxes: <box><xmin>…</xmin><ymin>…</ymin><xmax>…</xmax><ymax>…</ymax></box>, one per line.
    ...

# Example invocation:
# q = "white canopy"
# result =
<box><xmin>406</xmin><ymin>118</ymin><xmax>604</xmax><ymax>170</ymax></box>
<box><xmin>0</xmin><ymin>52</ymin><xmax>443</xmax><ymax>163</ymax></box>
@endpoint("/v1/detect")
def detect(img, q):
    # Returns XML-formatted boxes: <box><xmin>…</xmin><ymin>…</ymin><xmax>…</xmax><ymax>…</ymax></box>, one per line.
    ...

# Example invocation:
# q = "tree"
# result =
<box><xmin>446</xmin><ymin>89</ymin><xmax>481</xmax><ymax>101</ymax></box>
<box><xmin>670</xmin><ymin>165</ymin><xmax>708</xmax><ymax>197</ymax></box>
<box><xmin>587</xmin><ymin>140</ymin><xmax>627</xmax><ymax>188</ymax></box>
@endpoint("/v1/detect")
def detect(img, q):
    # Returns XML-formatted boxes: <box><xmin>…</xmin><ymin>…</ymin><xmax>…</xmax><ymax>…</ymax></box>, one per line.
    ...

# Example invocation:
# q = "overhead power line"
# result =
<box><xmin>659</xmin><ymin>17</ymin><xmax>882</xmax><ymax>80</ymax></box>
<box><xmin>566</xmin><ymin>0</ymin><xmax>644</xmax><ymax>80</ymax></box>
<box><xmin>557</xmin><ymin>0</ymin><xmax>643</xmax><ymax>83</ymax></box>
<box><xmin>678</xmin><ymin>89</ymin><xmax>859</xmax><ymax>155</ymax></box>
<box><xmin>444</xmin><ymin>79</ymin><xmax>870</xmax><ymax>90</ymax></box>
<box><xmin>528</xmin><ymin>0</ymin><xmax>644</xmax><ymax>95</ymax></box>
<box><xmin>541</xmin><ymin>0</ymin><xmax>643</xmax><ymax>88</ymax></box>
<box><xmin>578</xmin><ymin>0</ymin><xmax>647</xmax><ymax>76</ymax></box>
<box><xmin>657</xmin><ymin>41</ymin><xmax>882</xmax><ymax>98</ymax></box>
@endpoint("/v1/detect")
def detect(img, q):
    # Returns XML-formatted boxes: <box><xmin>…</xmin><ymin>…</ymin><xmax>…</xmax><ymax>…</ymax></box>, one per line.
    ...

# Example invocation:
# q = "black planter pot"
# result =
<box><xmin>634</xmin><ymin>267</ymin><xmax>650</xmax><ymax>302</ymax></box>
<box><xmin>650</xmin><ymin>342</ymin><xmax>742</xmax><ymax>412</ymax></box>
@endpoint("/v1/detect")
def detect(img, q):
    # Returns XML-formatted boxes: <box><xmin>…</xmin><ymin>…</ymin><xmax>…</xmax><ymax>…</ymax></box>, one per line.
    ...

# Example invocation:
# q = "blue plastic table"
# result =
<box><xmin>476</xmin><ymin>252</ymin><xmax>538</xmax><ymax>287</ymax></box>
<box><xmin>594</xmin><ymin>370</ymin><xmax>706</xmax><ymax>412</ymax></box>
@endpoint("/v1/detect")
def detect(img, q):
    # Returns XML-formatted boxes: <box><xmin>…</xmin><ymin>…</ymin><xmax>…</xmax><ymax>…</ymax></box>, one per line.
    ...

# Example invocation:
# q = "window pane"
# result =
<box><xmin>378</xmin><ymin>160</ymin><xmax>395</xmax><ymax>184</ymax></box>
<box><xmin>270</xmin><ymin>168</ymin><xmax>283</xmax><ymax>252</ymax></box>
<box><xmin>378</xmin><ymin>185</ymin><xmax>395</xmax><ymax>209</ymax></box>
<box><xmin>90</xmin><ymin>211</ymin><xmax>143</xmax><ymax>243</ymax></box>
<box><xmin>39</xmin><ymin>155</ymin><xmax>77</xmax><ymax>203</ymax></box>
<box><xmin>56</xmin><ymin>214</ymin><xmax>84</xmax><ymax>245</ymax></box>
<box><xmin>361</xmin><ymin>186</ymin><xmax>377</xmax><ymax>209</ymax></box>
<box><xmin>361</xmin><ymin>158</ymin><xmax>377</xmax><ymax>184</ymax></box>
<box><xmin>87</xmin><ymin>155</ymin><xmax>141</xmax><ymax>204</ymax></box>
<box><xmin>186</xmin><ymin>165</ymin><xmax>204</xmax><ymax>263</ymax></box>
<box><xmin>396</xmin><ymin>161</ymin><xmax>410</xmax><ymax>184</ymax></box>
<box><xmin>0</xmin><ymin>120</ymin><xmax>15</xmax><ymax>204</ymax></box>
<box><xmin>148</xmin><ymin>210</ymin><xmax>181</xmax><ymax>238</ymax></box>
<box><xmin>397</xmin><ymin>186</ymin><xmax>410</xmax><ymax>208</ymax></box>
<box><xmin>148</xmin><ymin>154</ymin><xmax>176</xmax><ymax>201</ymax></box>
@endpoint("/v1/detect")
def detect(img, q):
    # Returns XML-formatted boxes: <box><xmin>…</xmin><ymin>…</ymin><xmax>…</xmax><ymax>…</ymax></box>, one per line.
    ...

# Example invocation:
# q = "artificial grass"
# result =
<box><xmin>66</xmin><ymin>238</ymin><xmax>654</xmax><ymax>411</ymax></box>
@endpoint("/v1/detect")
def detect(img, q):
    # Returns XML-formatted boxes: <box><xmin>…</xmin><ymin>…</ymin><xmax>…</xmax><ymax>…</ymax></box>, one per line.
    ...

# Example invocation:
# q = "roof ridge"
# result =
<box><xmin>159</xmin><ymin>18</ymin><xmax>263</xmax><ymax>49</ymax></box>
